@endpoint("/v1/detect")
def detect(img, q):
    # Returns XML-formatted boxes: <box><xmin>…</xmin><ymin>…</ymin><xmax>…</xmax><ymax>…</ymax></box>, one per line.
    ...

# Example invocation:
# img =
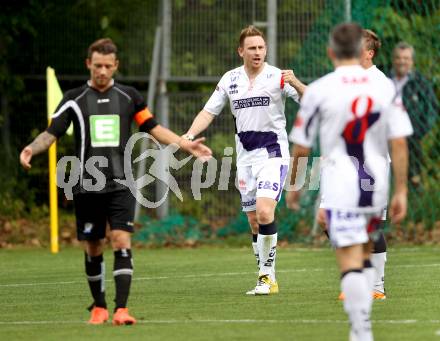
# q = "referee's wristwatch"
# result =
<box><xmin>182</xmin><ymin>133</ymin><xmax>195</xmax><ymax>141</ymax></box>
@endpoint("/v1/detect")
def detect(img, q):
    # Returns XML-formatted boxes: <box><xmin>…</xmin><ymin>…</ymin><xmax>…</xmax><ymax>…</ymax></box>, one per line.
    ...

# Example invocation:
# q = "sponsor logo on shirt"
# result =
<box><xmin>232</xmin><ymin>96</ymin><xmax>270</xmax><ymax>109</ymax></box>
<box><xmin>90</xmin><ymin>114</ymin><xmax>120</xmax><ymax>147</ymax></box>
<box><xmin>97</xmin><ymin>98</ymin><xmax>110</xmax><ymax>104</ymax></box>
<box><xmin>229</xmin><ymin>83</ymin><xmax>238</xmax><ymax>95</ymax></box>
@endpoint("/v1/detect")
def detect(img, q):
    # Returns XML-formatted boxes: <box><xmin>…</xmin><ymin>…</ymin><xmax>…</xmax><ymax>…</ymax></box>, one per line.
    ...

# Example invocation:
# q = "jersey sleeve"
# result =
<box><xmin>203</xmin><ymin>74</ymin><xmax>228</xmax><ymax>116</ymax></box>
<box><xmin>319</xmin><ymin>194</ymin><xmax>327</xmax><ymax>208</ymax></box>
<box><xmin>385</xmin><ymin>97</ymin><xmax>413</xmax><ymax>139</ymax></box>
<box><xmin>131</xmin><ymin>88</ymin><xmax>159</xmax><ymax>132</ymax></box>
<box><xmin>288</xmin><ymin>85</ymin><xmax>320</xmax><ymax>147</ymax></box>
<box><xmin>46</xmin><ymin>93</ymin><xmax>74</xmax><ymax>138</ymax></box>
<box><xmin>282</xmin><ymin>82</ymin><xmax>300</xmax><ymax>104</ymax></box>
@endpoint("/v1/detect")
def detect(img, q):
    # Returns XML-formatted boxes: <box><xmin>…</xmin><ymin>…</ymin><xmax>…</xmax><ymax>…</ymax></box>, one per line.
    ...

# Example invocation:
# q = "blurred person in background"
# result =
<box><xmin>390</xmin><ymin>42</ymin><xmax>438</xmax><ymax>187</ymax></box>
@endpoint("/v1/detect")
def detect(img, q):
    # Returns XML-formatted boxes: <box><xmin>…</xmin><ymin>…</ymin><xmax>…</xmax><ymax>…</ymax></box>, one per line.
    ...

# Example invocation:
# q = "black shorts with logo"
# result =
<box><xmin>73</xmin><ymin>189</ymin><xmax>135</xmax><ymax>241</ymax></box>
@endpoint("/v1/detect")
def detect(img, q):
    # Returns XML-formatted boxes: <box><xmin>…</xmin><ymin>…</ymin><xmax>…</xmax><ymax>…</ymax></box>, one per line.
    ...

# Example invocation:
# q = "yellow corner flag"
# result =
<box><xmin>47</xmin><ymin>67</ymin><xmax>63</xmax><ymax>254</ymax></box>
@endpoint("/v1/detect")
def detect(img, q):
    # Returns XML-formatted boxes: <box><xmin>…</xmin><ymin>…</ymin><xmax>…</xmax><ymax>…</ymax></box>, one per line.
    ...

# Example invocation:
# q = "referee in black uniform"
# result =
<box><xmin>19</xmin><ymin>38</ymin><xmax>211</xmax><ymax>325</ymax></box>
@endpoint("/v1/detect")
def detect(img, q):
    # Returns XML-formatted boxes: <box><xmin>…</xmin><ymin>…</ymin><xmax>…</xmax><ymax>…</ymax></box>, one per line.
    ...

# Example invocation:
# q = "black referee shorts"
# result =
<box><xmin>73</xmin><ymin>189</ymin><xmax>135</xmax><ymax>241</ymax></box>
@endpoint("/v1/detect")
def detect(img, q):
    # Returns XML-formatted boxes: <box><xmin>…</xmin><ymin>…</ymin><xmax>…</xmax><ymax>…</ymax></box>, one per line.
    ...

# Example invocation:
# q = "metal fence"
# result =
<box><xmin>150</xmin><ymin>0</ymin><xmax>440</xmax><ymax>228</ymax></box>
<box><xmin>168</xmin><ymin>0</ymin><xmax>346</xmax><ymax>81</ymax></box>
<box><xmin>147</xmin><ymin>0</ymin><xmax>348</xmax><ymax>224</ymax></box>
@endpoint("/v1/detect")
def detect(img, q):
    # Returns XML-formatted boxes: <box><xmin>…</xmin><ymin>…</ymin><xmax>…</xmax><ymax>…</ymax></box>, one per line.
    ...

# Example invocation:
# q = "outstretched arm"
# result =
<box><xmin>389</xmin><ymin>137</ymin><xmax>409</xmax><ymax>224</ymax></box>
<box><xmin>20</xmin><ymin>131</ymin><xmax>57</xmax><ymax>170</ymax></box>
<box><xmin>149</xmin><ymin>125</ymin><xmax>212</xmax><ymax>161</ymax></box>
<box><xmin>185</xmin><ymin>109</ymin><xmax>215</xmax><ymax>137</ymax></box>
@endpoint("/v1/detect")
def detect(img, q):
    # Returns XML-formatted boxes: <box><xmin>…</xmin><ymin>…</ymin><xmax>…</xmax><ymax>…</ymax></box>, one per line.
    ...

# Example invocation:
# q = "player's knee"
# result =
<box><xmin>111</xmin><ymin>230</ymin><xmax>131</xmax><ymax>250</ymax></box>
<box><xmin>247</xmin><ymin>215</ymin><xmax>259</xmax><ymax>232</ymax></box>
<box><xmin>85</xmin><ymin>240</ymin><xmax>103</xmax><ymax>256</ymax></box>
<box><xmin>256</xmin><ymin>207</ymin><xmax>274</xmax><ymax>225</ymax></box>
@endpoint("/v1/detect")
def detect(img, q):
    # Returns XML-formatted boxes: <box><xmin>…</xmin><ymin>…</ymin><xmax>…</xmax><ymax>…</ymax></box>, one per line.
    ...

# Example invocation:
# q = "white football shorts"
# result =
<box><xmin>237</xmin><ymin>158</ymin><xmax>289</xmax><ymax>212</ymax></box>
<box><xmin>325</xmin><ymin>208</ymin><xmax>383</xmax><ymax>248</ymax></box>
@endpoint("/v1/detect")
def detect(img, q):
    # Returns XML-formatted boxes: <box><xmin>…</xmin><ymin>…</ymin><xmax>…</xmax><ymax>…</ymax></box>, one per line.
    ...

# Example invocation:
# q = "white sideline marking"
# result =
<box><xmin>0</xmin><ymin>319</ymin><xmax>439</xmax><ymax>326</ymax></box>
<box><xmin>1</xmin><ymin>263</ymin><xmax>440</xmax><ymax>288</ymax></box>
<box><xmin>0</xmin><ymin>268</ymin><xmax>319</xmax><ymax>288</ymax></box>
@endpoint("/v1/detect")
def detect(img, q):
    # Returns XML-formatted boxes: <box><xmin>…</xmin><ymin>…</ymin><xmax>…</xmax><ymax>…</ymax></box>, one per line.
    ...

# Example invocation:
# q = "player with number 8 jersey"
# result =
<box><xmin>291</xmin><ymin>59</ymin><xmax>412</xmax><ymax>215</ymax></box>
<box><xmin>288</xmin><ymin>23</ymin><xmax>412</xmax><ymax>341</ymax></box>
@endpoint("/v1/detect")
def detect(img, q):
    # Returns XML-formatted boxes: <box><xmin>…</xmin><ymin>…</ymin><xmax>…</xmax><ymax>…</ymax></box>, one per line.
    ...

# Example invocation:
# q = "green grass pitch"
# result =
<box><xmin>0</xmin><ymin>246</ymin><xmax>439</xmax><ymax>340</ymax></box>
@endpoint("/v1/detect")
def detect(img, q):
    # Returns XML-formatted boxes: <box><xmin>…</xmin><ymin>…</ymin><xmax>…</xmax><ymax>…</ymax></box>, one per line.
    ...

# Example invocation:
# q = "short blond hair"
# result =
<box><xmin>238</xmin><ymin>25</ymin><xmax>265</xmax><ymax>47</ymax></box>
<box><xmin>362</xmin><ymin>29</ymin><xmax>381</xmax><ymax>57</ymax></box>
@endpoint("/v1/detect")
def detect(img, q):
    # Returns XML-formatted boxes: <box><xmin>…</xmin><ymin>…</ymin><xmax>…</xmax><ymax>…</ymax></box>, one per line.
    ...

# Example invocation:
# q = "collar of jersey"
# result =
<box><xmin>240</xmin><ymin>62</ymin><xmax>268</xmax><ymax>82</ymax></box>
<box><xmin>335</xmin><ymin>64</ymin><xmax>364</xmax><ymax>72</ymax></box>
<box><xmin>87</xmin><ymin>79</ymin><xmax>115</xmax><ymax>91</ymax></box>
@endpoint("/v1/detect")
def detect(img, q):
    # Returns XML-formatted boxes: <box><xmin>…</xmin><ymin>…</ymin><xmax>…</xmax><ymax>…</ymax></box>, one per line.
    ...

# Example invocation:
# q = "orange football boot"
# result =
<box><xmin>112</xmin><ymin>308</ymin><xmax>137</xmax><ymax>326</ymax></box>
<box><xmin>338</xmin><ymin>291</ymin><xmax>386</xmax><ymax>300</ymax></box>
<box><xmin>373</xmin><ymin>290</ymin><xmax>386</xmax><ymax>300</ymax></box>
<box><xmin>88</xmin><ymin>307</ymin><xmax>109</xmax><ymax>325</ymax></box>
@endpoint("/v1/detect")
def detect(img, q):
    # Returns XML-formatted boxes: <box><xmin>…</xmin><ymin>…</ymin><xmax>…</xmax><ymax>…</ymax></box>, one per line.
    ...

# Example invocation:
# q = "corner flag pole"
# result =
<box><xmin>47</xmin><ymin>67</ymin><xmax>63</xmax><ymax>254</ymax></box>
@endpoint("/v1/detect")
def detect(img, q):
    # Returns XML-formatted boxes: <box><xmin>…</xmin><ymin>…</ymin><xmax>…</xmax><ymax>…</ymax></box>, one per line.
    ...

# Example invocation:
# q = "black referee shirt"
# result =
<box><xmin>47</xmin><ymin>80</ymin><xmax>158</xmax><ymax>194</ymax></box>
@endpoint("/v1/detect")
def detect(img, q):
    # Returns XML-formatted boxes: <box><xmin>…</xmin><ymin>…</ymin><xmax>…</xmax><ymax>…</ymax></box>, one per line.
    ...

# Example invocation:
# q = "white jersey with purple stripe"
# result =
<box><xmin>290</xmin><ymin>65</ymin><xmax>413</xmax><ymax>213</ymax></box>
<box><xmin>204</xmin><ymin>63</ymin><xmax>299</xmax><ymax>167</ymax></box>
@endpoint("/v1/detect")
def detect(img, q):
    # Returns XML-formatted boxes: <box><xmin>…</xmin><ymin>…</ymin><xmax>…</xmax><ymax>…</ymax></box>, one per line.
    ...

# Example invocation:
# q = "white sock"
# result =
<box><xmin>341</xmin><ymin>271</ymin><xmax>373</xmax><ymax>341</ymax></box>
<box><xmin>272</xmin><ymin>257</ymin><xmax>276</xmax><ymax>282</ymax></box>
<box><xmin>252</xmin><ymin>242</ymin><xmax>260</xmax><ymax>269</ymax></box>
<box><xmin>371</xmin><ymin>252</ymin><xmax>386</xmax><ymax>292</ymax></box>
<box><xmin>258</xmin><ymin>232</ymin><xmax>277</xmax><ymax>280</ymax></box>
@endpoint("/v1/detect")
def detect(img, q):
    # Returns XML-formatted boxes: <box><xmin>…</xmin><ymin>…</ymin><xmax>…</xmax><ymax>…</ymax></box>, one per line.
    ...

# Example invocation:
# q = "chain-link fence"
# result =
<box><xmin>150</xmin><ymin>0</ymin><xmax>347</xmax><ymax>234</ymax></box>
<box><xmin>13</xmin><ymin>1</ymin><xmax>159</xmax><ymax>78</ymax></box>
<box><xmin>168</xmin><ymin>92</ymin><xmax>239</xmax><ymax>225</ymax></box>
<box><xmin>352</xmin><ymin>0</ymin><xmax>440</xmax><ymax>234</ymax></box>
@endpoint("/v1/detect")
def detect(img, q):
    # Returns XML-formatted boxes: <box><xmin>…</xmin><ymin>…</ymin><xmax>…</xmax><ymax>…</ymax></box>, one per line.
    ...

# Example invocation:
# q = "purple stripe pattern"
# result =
<box><xmin>275</xmin><ymin>164</ymin><xmax>289</xmax><ymax>201</ymax></box>
<box><xmin>237</xmin><ymin>131</ymin><xmax>281</xmax><ymax>158</ymax></box>
<box><xmin>342</xmin><ymin>111</ymin><xmax>380</xmax><ymax>207</ymax></box>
